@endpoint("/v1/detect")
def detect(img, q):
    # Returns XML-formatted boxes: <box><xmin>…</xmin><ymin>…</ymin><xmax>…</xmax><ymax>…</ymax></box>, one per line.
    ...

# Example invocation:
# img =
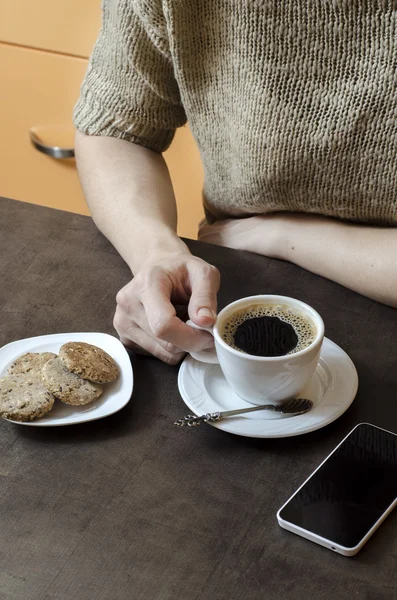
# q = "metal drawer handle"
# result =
<box><xmin>30</xmin><ymin>128</ymin><xmax>75</xmax><ymax>159</ymax></box>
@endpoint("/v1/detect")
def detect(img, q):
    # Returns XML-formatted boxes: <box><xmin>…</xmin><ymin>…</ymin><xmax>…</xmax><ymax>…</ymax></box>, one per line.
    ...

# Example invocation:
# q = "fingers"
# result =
<box><xmin>187</xmin><ymin>261</ymin><xmax>220</xmax><ymax>327</ymax></box>
<box><xmin>114</xmin><ymin>254</ymin><xmax>221</xmax><ymax>364</ymax></box>
<box><xmin>114</xmin><ymin>301</ymin><xmax>182</xmax><ymax>353</ymax></box>
<box><xmin>114</xmin><ymin>267</ymin><xmax>215</xmax><ymax>362</ymax></box>
<box><xmin>198</xmin><ymin>221</ymin><xmax>227</xmax><ymax>245</ymax></box>
<box><xmin>197</xmin><ymin>224</ymin><xmax>215</xmax><ymax>242</ymax></box>
<box><xmin>141</xmin><ymin>274</ymin><xmax>215</xmax><ymax>352</ymax></box>
<box><xmin>119</xmin><ymin>329</ymin><xmax>185</xmax><ymax>366</ymax></box>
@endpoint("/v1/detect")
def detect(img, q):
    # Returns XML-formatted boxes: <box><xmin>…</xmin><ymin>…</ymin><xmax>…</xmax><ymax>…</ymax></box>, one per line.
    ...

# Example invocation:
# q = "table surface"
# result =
<box><xmin>1</xmin><ymin>197</ymin><xmax>397</xmax><ymax>600</ymax></box>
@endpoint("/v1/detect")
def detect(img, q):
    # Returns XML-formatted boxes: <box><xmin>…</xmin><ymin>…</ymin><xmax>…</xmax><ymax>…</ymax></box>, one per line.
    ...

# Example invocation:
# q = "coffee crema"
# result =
<box><xmin>220</xmin><ymin>304</ymin><xmax>317</xmax><ymax>357</ymax></box>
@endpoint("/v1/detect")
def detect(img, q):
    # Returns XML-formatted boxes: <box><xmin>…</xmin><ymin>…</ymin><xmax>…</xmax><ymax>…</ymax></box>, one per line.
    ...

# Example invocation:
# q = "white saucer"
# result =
<box><xmin>0</xmin><ymin>332</ymin><xmax>133</xmax><ymax>427</ymax></box>
<box><xmin>178</xmin><ymin>337</ymin><xmax>358</xmax><ymax>438</ymax></box>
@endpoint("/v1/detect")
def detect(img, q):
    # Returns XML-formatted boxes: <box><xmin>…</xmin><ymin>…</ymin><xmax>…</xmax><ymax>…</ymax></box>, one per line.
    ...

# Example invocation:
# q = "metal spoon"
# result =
<box><xmin>174</xmin><ymin>397</ymin><xmax>313</xmax><ymax>427</ymax></box>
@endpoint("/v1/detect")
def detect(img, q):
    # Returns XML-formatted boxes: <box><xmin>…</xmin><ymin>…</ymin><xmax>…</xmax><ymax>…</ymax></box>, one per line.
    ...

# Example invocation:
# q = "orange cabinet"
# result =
<box><xmin>0</xmin><ymin>2</ymin><xmax>204</xmax><ymax>239</ymax></box>
<box><xmin>0</xmin><ymin>0</ymin><xmax>101</xmax><ymax>58</ymax></box>
<box><xmin>0</xmin><ymin>43</ymin><xmax>89</xmax><ymax>214</ymax></box>
<box><xmin>164</xmin><ymin>129</ymin><xmax>204</xmax><ymax>239</ymax></box>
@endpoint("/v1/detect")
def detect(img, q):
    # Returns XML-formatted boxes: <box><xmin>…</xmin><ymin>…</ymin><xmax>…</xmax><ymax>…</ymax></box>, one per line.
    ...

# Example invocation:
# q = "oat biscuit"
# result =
<box><xmin>8</xmin><ymin>352</ymin><xmax>57</xmax><ymax>376</ymax></box>
<box><xmin>0</xmin><ymin>373</ymin><xmax>55</xmax><ymax>421</ymax></box>
<box><xmin>59</xmin><ymin>342</ymin><xmax>120</xmax><ymax>383</ymax></box>
<box><xmin>42</xmin><ymin>357</ymin><xmax>103</xmax><ymax>405</ymax></box>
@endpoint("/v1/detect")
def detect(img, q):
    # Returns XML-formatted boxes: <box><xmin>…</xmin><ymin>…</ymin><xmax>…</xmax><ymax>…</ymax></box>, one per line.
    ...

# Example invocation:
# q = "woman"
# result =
<box><xmin>74</xmin><ymin>0</ymin><xmax>397</xmax><ymax>364</ymax></box>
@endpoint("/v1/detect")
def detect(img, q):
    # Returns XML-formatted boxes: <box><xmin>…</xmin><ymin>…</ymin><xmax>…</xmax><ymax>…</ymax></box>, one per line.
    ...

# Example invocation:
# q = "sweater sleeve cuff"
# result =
<box><xmin>73</xmin><ymin>87</ymin><xmax>176</xmax><ymax>154</ymax></box>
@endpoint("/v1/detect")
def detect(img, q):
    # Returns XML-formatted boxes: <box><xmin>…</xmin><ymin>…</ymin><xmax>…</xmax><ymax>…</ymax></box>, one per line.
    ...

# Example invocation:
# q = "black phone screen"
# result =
<box><xmin>279</xmin><ymin>424</ymin><xmax>397</xmax><ymax>548</ymax></box>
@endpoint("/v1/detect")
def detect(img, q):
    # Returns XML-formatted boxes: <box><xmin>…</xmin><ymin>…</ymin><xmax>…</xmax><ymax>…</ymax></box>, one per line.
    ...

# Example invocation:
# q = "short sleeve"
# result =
<box><xmin>73</xmin><ymin>0</ymin><xmax>187</xmax><ymax>153</ymax></box>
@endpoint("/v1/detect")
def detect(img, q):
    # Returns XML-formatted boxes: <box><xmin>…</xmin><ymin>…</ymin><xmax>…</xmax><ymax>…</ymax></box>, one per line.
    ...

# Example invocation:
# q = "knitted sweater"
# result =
<box><xmin>73</xmin><ymin>1</ymin><xmax>397</xmax><ymax>225</ymax></box>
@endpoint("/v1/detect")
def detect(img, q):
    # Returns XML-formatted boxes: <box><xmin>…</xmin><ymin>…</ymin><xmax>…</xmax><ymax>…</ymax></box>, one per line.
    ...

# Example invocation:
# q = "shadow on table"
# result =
<box><xmin>16</xmin><ymin>350</ymin><xmax>142</xmax><ymax>445</ymax></box>
<box><xmin>202</xmin><ymin>403</ymin><xmax>359</xmax><ymax>453</ymax></box>
<box><xmin>15</xmin><ymin>399</ymin><xmax>140</xmax><ymax>444</ymax></box>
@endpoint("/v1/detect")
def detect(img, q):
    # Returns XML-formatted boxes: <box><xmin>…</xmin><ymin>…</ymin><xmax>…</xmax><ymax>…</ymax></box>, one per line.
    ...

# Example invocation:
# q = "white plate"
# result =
<box><xmin>0</xmin><ymin>332</ymin><xmax>133</xmax><ymax>426</ymax></box>
<box><xmin>178</xmin><ymin>337</ymin><xmax>358</xmax><ymax>438</ymax></box>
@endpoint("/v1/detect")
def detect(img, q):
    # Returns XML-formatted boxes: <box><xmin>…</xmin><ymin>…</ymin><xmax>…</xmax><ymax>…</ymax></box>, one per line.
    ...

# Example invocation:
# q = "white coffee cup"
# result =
<box><xmin>187</xmin><ymin>294</ymin><xmax>324</xmax><ymax>406</ymax></box>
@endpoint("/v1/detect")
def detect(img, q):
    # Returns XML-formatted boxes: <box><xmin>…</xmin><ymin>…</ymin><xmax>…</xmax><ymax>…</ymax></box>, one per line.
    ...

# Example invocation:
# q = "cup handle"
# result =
<box><xmin>186</xmin><ymin>320</ymin><xmax>219</xmax><ymax>364</ymax></box>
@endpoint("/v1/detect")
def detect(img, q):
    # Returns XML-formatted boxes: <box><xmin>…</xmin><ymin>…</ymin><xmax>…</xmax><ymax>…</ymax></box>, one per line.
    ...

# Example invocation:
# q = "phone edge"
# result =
<box><xmin>276</xmin><ymin>422</ymin><xmax>397</xmax><ymax>557</ymax></box>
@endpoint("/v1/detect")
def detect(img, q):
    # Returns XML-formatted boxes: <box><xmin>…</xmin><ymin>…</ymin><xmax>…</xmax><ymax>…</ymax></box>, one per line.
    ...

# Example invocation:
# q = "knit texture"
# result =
<box><xmin>74</xmin><ymin>0</ymin><xmax>397</xmax><ymax>225</ymax></box>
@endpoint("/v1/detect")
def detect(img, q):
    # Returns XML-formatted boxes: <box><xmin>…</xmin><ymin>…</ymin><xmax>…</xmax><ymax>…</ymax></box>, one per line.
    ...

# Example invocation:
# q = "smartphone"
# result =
<box><xmin>277</xmin><ymin>423</ymin><xmax>397</xmax><ymax>556</ymax></box>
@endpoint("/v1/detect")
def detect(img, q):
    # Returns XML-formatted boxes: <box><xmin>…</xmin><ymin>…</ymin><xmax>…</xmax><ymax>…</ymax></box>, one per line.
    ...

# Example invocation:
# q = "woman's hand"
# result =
<box><xmin>113</xmin><ymin>250</ymin><xmax>220</xmax><ymax>365</ymax></box>
<box><xmin>198</xmin><ymin>215</ymin><xmax>279</xmax><ymax>255</ymax></box>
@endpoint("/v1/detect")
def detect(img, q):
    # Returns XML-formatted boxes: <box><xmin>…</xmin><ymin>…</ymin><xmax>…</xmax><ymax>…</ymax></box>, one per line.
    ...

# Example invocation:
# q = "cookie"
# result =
<box><xmin>8</xmin><ymin>352</ymin><xmax>57</xmax><ymax>376</ymax></box>
<box><xmin>59</xmin><ymin>342</ymin><xmax>120</xmax><ymax>383</ymax></box>
<box><xmin>0</xmin><ymin>373</ymin><xmax>55</xmax><ymax>421</ymax></box>
<box><xmin>42</xmin><ymin>357</ymin><xmax>103</xmax><ymax>406</ymax></box>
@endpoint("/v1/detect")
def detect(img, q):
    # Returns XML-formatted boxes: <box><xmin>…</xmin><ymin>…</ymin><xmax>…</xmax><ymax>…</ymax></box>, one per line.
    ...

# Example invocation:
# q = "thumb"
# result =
<box><xmin>187</xmin><ymin>261</ymin><xmax>220</xmax><ymax>326</ymax></box>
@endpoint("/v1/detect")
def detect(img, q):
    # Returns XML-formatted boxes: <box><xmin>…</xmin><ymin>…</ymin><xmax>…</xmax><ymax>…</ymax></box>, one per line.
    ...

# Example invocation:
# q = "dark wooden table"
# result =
<box><xmin>1</xmin><ymin>197</ymin><xmax>397</xmax><ymax>600</ymax></box>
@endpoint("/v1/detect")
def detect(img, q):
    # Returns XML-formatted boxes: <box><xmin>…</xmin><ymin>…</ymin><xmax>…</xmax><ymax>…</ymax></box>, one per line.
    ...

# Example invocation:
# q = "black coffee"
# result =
<box><xmin>221</xmin><ymin>304</ymin><xmax>316</xmax><ymax>357</ymax></box>
<box><xmin>234</xmin><ymin>315</ymin><xmax>298</xmax><ymax>356</ymax></box>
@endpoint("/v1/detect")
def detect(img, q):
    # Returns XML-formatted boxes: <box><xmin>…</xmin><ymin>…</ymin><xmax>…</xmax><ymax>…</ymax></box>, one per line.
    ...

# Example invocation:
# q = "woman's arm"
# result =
<box><xmin>75</xmin><ymin>131</ymin><xmax>186</xmax><ymax>273</ymax></box>
<box><xmin>75</xmin><ymin>132</ymin><xmax>219</xmax><ymax>363</ymax></box>
<box><xmin>273</xmin><ymin>214</ymin><xmax>397</xmax><ymax>307</ymax></box>
<box><xmin>198</xmin><ymin>213</ymin><xmax>397</xmax><ymax>307</ymax></box>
